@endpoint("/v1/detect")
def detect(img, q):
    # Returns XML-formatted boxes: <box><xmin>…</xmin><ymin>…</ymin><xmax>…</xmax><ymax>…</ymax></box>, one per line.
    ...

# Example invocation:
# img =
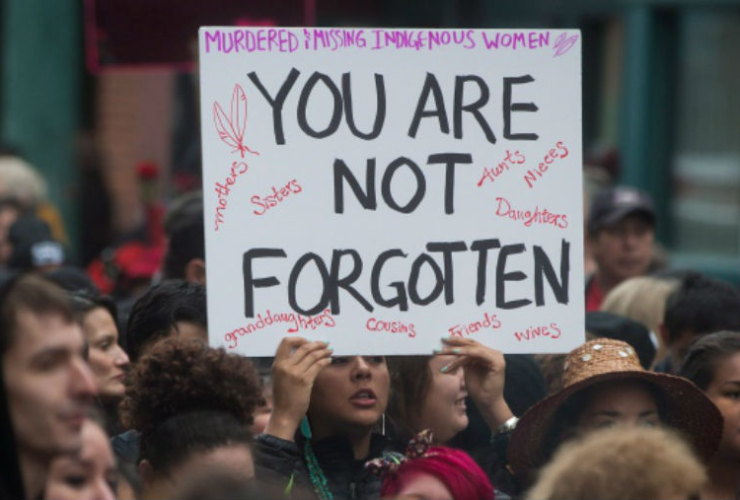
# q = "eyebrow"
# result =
<box><xmin>721</xmin><ymin>381</ymin><xmax>740</xmax><ymax>388</ymax></box>
<box><xmin>31</xmin><ymin>342</ymin><xmax>87</xmax><ymax>363</ymax></box>
<box><xmin>589</xmin><ymin>410</ymin><xmax>658</xmax><ymax>418</ymax></box>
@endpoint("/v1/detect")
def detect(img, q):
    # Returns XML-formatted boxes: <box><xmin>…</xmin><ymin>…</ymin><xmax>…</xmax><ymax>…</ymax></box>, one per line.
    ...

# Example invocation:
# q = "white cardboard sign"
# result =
<box><xmin>199</xmin><ymin>27</ymin><xmax>584</xmax><ymax>356</ymax></box>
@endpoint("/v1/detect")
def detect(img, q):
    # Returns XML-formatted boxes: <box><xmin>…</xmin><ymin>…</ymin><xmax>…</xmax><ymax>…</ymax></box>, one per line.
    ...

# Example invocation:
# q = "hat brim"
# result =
<box><xmin>507</xmin><ymin>370</ymin><xmax>722</xmax><ymax>474</ymax></box>
<box><xmin>589</xmin><ymin>207</ymin><xmax>655</xmax><ymax>234</ymax></box>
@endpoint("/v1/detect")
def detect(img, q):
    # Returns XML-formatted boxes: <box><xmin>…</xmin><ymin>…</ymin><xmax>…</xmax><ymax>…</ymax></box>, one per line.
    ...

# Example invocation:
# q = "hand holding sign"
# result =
<box><xmin>265</xmin><ymin>337</ymin><xmax>332</xmax><ymax>441</ymax></box>
<box><xmin>439</xmin><ymin>337</ymin><xmax>513</xmax><ymax>429</ymax></box>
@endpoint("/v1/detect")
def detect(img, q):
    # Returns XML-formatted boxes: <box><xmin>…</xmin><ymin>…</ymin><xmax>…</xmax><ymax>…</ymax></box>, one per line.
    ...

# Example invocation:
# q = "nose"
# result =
<box><xmin>113</xmin><ymin>345</ymin><xmax>130</xmax><ymax>368</ymax></box>
<box><xmin>92</xmin><ymin>478</ymin><xmax>116</xmax><ymax>500</ymax></box>
<box><xmin>351</xmin><ymin>356</ymin><xmax>372</xmax><ymax>381</ymax></box>
<box><xmin>71</xmin><ymin>356</ymin><xmax>98</xmax><ymax>400</ymax></box>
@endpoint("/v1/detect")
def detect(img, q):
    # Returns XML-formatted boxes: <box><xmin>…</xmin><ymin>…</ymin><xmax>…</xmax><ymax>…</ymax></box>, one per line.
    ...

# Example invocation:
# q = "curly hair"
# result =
<box><xmin>119</xmin><ymin>338</ymin><xmax>261</xmax><ymax>437</ymax></box>
<box><xmin>526</xmin><ymin>425</ymin><xmax>706</xmax><ymax>500</ymax></box>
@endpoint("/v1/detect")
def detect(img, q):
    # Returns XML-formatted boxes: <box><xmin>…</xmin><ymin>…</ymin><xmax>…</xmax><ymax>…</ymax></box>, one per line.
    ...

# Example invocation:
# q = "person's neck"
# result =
<box><xmin>703</xmin><ymin>457</ymin><xmax>740</xmax><ymax>500</ymax></box>
<box><xmin>312</xmin><ymin>424</ymin><xmax>373</xmax><ymax>460</ymax></box>
<box><xmin>595</xmin><ymin>272</ymin><xmax>620</xmax><ymax>298</ymax></box>
<box><xmin>18</xmin><ymin>448</ymin><xmax>50</xmax><ymax>500</ymax></box>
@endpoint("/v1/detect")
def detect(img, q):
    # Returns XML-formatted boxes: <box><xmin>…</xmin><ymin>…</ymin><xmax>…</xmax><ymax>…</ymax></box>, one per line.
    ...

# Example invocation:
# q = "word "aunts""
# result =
<box><xmin>252</xmin><ymin>180</ymin><xmax>302</xmax><ymax>216</ymax></box>
<box><xmin>224</xmin><ymin>308</ymin><xmax>335</xmax><ymax>349</ymax></box>
<box><xmin>448</xmin><ymin>312</ymin><xmax>501</xmax><ymax>337</ymax></box>
<box><xmin>214</xmin><ymin>161</ymin><xmax>249</xmax><ymax>231</ymax></box>
<box><xmin>478</xmin><ymin>150</ymin><xmax>525</xmax><ymax>187</ymax></box>
<box><xmin>366</xmin><ymin>317</ymin><xmax>417</xmax><ymax>338</ymax></box>
<box><xmin>495</xmin><ymin>197</ymin><xmax>568</xmax><ymax>229</ymax></box>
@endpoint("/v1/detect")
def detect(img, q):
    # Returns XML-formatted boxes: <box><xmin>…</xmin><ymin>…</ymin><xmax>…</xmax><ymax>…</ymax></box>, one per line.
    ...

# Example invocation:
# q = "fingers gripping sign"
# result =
<box><xmin>437</xmin><ymin>337</ymin><xmax>514</xmax><ymax>429</ymax></box>
<box><xmin>266</xmin><ymin>337</ymin><xmax>333</xmax><ymax>441</ymax></box>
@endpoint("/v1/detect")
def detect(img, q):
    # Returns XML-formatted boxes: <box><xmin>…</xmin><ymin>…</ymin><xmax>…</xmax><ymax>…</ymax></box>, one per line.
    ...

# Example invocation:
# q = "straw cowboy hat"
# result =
<box><xmin>508</xmin><ymin>338</ymin><xmax>722</xmax><ymax>474</ymax></box>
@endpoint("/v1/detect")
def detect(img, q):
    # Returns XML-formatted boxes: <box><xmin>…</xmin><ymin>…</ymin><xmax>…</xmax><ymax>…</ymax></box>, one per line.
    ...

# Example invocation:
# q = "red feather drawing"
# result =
<box><xmin>213</xmin><ymin>84</ymin><xmax>259</xmax><ymax>157</ymax></box>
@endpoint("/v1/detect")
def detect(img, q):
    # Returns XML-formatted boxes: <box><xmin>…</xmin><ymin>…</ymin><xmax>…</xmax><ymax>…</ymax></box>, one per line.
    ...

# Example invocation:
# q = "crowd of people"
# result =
<box><xmin>0</xmin><ymin>151</ymin><xmax>739</xmax><ymax>500</ymax></box>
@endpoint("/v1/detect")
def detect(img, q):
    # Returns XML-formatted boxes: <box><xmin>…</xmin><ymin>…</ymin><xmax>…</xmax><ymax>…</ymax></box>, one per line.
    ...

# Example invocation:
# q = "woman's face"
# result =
<box><xmin>417</xmin><ymin>355</ymin><xmax>468</xmax><ymax>443</ymax></box>
<box><xmin>45</xmin><ymin>419</ymin><xmax>118</xmax><ymax>500</ymax></box>
<box><xmin>704</xmin><ymin>352</ymin><xmax>740</xmax><ymax>459</ymax></box>
<box><xmin>576</xmin><ymin>380</ymin><xmax>660</xmax><ymax>432</ymax></box>
<box><xmin>82</xmin><ymin>307</ymin><xmax>130</xmax><ymax>400</ymax></box>
<box><xmin>309</xmin><ymin>356</ymin><xmax>389</xmax><ymax>437</ymax></box>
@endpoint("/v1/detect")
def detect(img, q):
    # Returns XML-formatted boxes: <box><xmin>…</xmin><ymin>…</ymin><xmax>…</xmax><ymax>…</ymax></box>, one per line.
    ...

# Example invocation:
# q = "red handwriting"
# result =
<box><xmin>251</xmin><ymin>179</ymin><xmax>303</xmax><ymax>216</ymax></box>
<box><xmin>224</xmin><ymin>309</ymin><xmax>336</xmax><ymax>350</ymax></box>
<box><xmin>448</xmin><ymin>312</ymin><xmax>502</xmax><ymax>337</ymax></box>
<box><xmin>494</xmin><ymin>197</ymin><xmax>568</xmax><ymax>229</ymax></box>
<box><xmin>366</xmin><ymin>317</ymin><xmax>416</xmax><ymax>338</ymax></box>
<box><xmin>481</xmin><ymin>31</ymin><xmax>550</xmax><ymax>50</ymax></box>
<box><xmin>214</xmin><ymin>161</ymin><xmax>249</xmax><ymax>231</ymax></box>
<box><xmin>213</xmin><ymin>84</ymin><xmax>260</xmax><ymax>158</ymax></box>
<box><xmin>523</xmin><ymin>141</ymin><xmax>569</xmax><ymax>189</ymax></box>
<box><xmin>513</xmin><ymin>322</ymin><xmax>562</xmax><ymax>342</ymax></box>
<box><xmin>477</xmin><ymin>150</ymin><xmax>525</xmax><ymax>187</ymax></box>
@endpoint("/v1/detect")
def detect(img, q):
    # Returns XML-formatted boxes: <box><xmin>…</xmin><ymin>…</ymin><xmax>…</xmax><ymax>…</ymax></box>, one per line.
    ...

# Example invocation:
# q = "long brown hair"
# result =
<box><xmin>386</xmin><ymin>355</ymin><xmax>433</xmax><ymax>441</ymax></box>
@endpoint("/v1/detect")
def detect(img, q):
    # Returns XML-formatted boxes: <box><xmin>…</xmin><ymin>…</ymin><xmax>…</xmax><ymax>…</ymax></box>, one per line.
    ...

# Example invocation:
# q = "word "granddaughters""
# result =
<box><xmin>495</xmin><ymin>197</ymin><xmax>568</xmax><ymax>229</ymax></box>
<box><xmin>224</xmin><ymin>308</ymin><xmax>335</xmax><ymax>349</ymax></box>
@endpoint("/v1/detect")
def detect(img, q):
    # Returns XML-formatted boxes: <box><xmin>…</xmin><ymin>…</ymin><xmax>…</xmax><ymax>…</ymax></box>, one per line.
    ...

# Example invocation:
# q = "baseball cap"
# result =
<box><xmin>7</xmin><ymin>214</ymin><xmax>65</xmax><ymax>271</ymax></box>
<box><xmin>587</xmin><ymin>186</ymin><xmax>656</xmax><ymax>235</ymax></box>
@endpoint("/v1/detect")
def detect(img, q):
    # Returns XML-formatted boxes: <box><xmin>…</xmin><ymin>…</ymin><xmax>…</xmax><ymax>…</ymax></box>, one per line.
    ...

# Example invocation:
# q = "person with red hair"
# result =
<box><xmin>368</xmin><ymin>430</ymin><xmax>494</xmax><ymax>500</ymax></box>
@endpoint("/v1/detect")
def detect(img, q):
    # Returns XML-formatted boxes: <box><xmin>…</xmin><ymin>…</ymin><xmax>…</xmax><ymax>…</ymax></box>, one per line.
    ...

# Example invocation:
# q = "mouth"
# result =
<box><xmin>60</xmin><ymin>411</ymin><xmax>86</xmax><ymax>428</ymax></box>
<box><xmin>113</xmin><ymin>372</ymin><xmax>126</xmax><ymax>382</ymax></box>
<box><xmin>349</xmin><ymin>389</ymin><xmax>377</xmax><ymax>408</ymax></box>
<box><xmin>455</xmin><ymin>395</ymin><xmax>468</xmax><ymax>410</ymax></box>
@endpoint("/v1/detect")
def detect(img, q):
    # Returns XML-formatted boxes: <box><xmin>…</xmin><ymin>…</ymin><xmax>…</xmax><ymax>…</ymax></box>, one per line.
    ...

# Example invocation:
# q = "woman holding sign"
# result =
<box><xmin>255</xmin><ymin>337</ymin><xmax>396</xmax><ymax>500</ymax></box>
<box><xmin>386</xmin><ymin>337</ymin><xmax>519</xmax><ymax>493</ymax></box>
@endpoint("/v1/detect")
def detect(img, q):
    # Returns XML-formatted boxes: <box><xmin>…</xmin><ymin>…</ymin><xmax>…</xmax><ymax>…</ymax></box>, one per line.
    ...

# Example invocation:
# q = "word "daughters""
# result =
<box><xmin>495</xmin><ymin>197</ymin><xmax>568</xmax><ymax>229</ymax></box>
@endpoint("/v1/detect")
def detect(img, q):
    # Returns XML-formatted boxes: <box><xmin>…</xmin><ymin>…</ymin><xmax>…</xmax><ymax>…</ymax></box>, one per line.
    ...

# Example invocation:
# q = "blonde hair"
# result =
<box><xmin>0</xmin><ymin>156</ymin><xmax>47</xmax><ymax>209</ymax></box>
<box><xmin>600</xmin><ymin>276</ymin><xmax>678</xmax><ymax>335</ymax></box>
<box><xmin>526</xmin><ymin>426</ymin><xmax>706</xmax><ymax>500</ymax></box>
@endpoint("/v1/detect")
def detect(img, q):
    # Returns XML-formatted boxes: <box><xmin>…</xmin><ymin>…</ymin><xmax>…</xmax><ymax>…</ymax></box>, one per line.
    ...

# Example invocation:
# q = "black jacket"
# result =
<box><xmin>255</xmin><ymin>432</ymin><xmax>399</xmax><ymax>500</ymax></box>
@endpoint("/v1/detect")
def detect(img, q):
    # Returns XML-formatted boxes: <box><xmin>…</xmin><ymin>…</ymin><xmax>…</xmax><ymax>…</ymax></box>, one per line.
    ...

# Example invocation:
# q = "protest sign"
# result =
<box><xmin>198</xmin><ymin>27</ymin><xmax>584</xmax><ymax>356</ymax></box>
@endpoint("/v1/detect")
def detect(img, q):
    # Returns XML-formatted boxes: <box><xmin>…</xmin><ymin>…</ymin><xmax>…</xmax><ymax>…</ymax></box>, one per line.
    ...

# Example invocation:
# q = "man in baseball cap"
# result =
<box><xmin>585</xmin><ymin>186</ymin><xmax>656</xmax><ymax>311</ymax></box>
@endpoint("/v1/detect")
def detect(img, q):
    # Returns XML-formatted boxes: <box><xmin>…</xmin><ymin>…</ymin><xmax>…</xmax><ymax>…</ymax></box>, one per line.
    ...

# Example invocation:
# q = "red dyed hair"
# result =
<box><xmin>381</xmin><ymin>446</ymin><xmax>494</xmax><ymax>500</ymax></box>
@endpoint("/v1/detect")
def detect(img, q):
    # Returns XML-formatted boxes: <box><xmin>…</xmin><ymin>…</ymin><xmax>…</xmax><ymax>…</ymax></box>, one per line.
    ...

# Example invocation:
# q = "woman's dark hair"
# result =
<box><xmin>125</xmin><ymin>280</ymin><xmax>206</xmax><ymax>362</ymax></box>
<box><xmin>67</xmin><ymin>291</ymin><xmax>118</xmax><ymax>327</ymax></box>
<box><xmin>141</xmin><ymin>410</ymin><xmax>251</xmax><ymax>475</ymax></box>
<box><xmin>120</xmin><ymin>338</ymin><xmax>262</xmax><ymax>437</ymax></box>
<box><xmin>663</xmin><ymin>274</ymin><xmax>740</xmax><ymax>343</ymax></box>
<box><xmin>679</xmin><ymin>331</ymin><xmax>740</xmax><ymax>391</ymax></box>
<box><xmin>386</xmin><ymin>356</ymin><xmax>433</xmax><ymax>441</ymax></box>
<box><xmin>541</xmin><ymin>379</ymin><xmax>669</xmax><ymax>465</ymax></box>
